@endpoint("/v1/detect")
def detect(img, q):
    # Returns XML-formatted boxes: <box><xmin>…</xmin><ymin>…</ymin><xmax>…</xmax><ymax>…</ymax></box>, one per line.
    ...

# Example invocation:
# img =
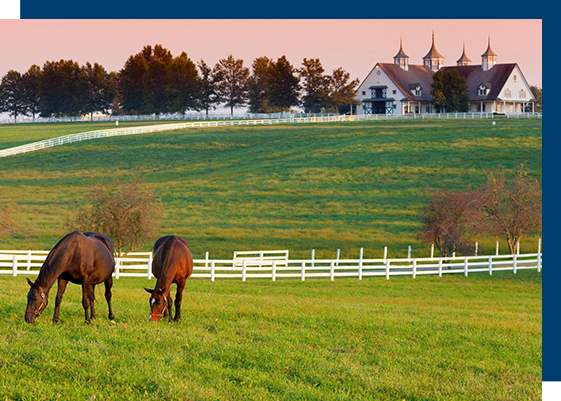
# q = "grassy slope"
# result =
<box><xmin>0</xmin><ymin>118</ymin><xmax>542</xmax><ymax>259</ymax></box>
<box><xmin>0</xmin><ymin>272</ymin><xmax>541</xmax><ymax>401</ymax></box>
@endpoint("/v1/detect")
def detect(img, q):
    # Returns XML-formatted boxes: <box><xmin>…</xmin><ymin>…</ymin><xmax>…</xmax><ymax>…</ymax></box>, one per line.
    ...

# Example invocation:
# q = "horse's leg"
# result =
<box><xmin>53</xmin><ymin>278</ymin><xmax>68</xmax><ymax>324</ymax></box>
<box><xmin>104</xmin><ymin>277</ymin><xmax>115</xmax><ymax>321</ymax></box>
<box><xmin>90</xmin><ymin>284</ymin><xmax>96</xmax><ymax>320</ymax></box>
<box><xmin>81</xmin><ymin>281</ymin><xmax>93</xmax><ymax>325</ymax></box>
<box><xmin>173</xmin><ymin>281</ymin><xmax>186</xmax><ymax>322</ymax></box>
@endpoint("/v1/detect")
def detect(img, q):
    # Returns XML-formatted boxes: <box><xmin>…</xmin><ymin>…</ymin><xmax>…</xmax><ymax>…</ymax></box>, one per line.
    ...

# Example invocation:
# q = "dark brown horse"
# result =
<box><xmin>144</xmin><ymin>235</ymin><xmax>193</xmax><ymax>322</ymax></box>
<box><xmin>25</xmin><ymin>231</ymin><xmax>115</xmax><ymax>325</ymax></box>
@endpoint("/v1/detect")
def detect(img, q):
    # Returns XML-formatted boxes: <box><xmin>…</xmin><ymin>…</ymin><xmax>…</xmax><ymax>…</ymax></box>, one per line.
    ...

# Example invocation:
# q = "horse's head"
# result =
<box><xmin>144</xmin><ymin>287</ymin><xmax>168</xmax><ymax>322</ymax></box>
<box><xmin>25</xmin><ymin>278</ymin><xmax>48</xmax><ymax>324</ymax></box>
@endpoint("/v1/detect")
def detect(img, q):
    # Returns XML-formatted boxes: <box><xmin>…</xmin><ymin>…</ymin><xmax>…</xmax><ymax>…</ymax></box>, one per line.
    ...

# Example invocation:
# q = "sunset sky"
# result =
<box><xmin>0</xmin><ymin>19</ymin><xmax>542</xmax><ymax>93</ymax></box>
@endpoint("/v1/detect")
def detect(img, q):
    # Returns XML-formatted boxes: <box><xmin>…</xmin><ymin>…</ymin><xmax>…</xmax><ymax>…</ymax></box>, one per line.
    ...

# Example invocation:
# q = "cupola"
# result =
<box><xmin>481</xmin><ymin>36</ymin><xmax>498</xmax><ymax>71</ymax></box>
<box><xmin>456</xmin><ymin>43</ymin><xmax>472</xmax><ymax>66</ymax></box>
<box><xmin>393</xmin><ymin>37</ymin><xmax>409</xmax><ymax>71</ymax></box>
<box><xmin>423</xmin><ymin>31</ymin><xmax>444</xmax><ymax>71</ymax></box>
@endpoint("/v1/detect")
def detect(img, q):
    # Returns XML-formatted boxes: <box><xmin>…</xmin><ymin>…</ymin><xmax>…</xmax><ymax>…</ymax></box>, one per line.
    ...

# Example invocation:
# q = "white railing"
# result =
<box><xmin>0</xmin><ymin>250</ymin><xmax>542</xmax><ymax>281</ymax></box>
<box><xmin>0</xmin><ymin>112</ymin><xmax>542</xmax><ymax>158</ymax></box>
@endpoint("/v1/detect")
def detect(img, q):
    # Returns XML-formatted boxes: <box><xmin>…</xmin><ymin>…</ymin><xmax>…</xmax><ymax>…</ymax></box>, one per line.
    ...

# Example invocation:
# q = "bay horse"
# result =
<box><xmin>25</xmin><ymin>231</ymin><xmax>115</xmax><ymax>325</ymax></box>
<box><xmin>144</xmin><ymin>235</ymin><xmax>193</xmax><ymax>322</ymax></box>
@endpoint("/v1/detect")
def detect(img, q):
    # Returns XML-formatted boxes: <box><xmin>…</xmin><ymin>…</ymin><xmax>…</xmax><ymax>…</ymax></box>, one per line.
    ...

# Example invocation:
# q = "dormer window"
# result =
<box><xmin>409</xmin><ymin>83</ymin><xmax>422</xmax><ymax>97</ymax></box>
<box><xmin>478</xmin><ymin>83</ymin><xmax>490</xmax><ymax>96</ymax></box>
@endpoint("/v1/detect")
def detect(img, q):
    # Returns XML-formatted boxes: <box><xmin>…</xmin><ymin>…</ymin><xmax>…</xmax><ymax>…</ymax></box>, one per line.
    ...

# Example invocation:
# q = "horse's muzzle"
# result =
<box><xmin>24</xmin><ymin>312</ymin><xmax>36</xmax><ymax>324</ymax></box>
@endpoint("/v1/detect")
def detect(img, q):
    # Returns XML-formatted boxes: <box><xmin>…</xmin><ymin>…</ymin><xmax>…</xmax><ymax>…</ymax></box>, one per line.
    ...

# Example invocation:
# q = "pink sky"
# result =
<box><xmin>0</xmin><ymin>19</ymin><xmax>542</xmax><ymax>87</ymax></box>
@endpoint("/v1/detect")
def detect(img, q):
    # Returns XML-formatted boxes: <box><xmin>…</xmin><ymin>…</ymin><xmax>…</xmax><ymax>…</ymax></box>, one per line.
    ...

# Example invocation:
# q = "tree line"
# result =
<box><xmin>0</xmin><ymin>44</ymin><xmax>360</xmax><ymax>119</ymax></box>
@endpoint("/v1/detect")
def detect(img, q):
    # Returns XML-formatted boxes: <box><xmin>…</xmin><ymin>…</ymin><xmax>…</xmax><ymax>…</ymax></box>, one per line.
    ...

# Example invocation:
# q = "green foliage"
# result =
<box><xmin>267</xmin><ymin>56</ymin><xmax>300</xmax><ymax>113</ymax></box>
<box><xmin>431</xmin><ymin>69</ymin><xmax>470</xmax><ymax>113</ymax></box>
<box><xmin>0</xmin><ymin>272</ymin><xmax>542</xmax><ymax>400</ymax></box>
<box><xmin>213</xmin><ymin>55</ymin><xmax>250</xmax><ymax>117</ymax></box>
<box><xmin>0</xmin><ymin>70</ymin><xmax>26</xmax><ymax>119</ymax></box>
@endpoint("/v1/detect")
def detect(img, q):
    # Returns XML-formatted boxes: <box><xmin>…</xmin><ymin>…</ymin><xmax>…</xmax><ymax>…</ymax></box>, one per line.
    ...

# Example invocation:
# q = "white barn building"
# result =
<box><xmin>356</xmin><ymin>35</ymin><xmax>536</xmax><ymax>116</ymax></box>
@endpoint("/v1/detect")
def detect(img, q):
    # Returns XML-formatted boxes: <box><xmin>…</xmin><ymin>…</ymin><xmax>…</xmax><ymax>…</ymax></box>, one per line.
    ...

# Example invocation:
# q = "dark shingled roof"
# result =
<box><xmin>440</xmin><ymin>64</ymin><xmax>517</xmax><ymax>101</ymax></box>
<box><xmin>378</xmin><ymin>63</ymin><xmax>435</xmax><ymax>101</ymax></box>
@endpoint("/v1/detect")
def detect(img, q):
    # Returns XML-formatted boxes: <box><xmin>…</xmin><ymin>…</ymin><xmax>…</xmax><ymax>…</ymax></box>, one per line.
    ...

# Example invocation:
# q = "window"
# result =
<box><xmin>362</xmin><ymin>91</ymin><xmax>366</xmax><ymax>96</ymax></box>
<box><xmin>519</xmin><ymin>90</ymin><xmax>526</xmax><ymax>98</ymax></box>
<box><xmin>393</xmin><ymin>90</ymin><xmax>397</xmax><ymax>95</ymax></box>
<box><xmin>504</xmin><ymin>89</ymin><xmax>511</xmax><ymax>98</ymax></box>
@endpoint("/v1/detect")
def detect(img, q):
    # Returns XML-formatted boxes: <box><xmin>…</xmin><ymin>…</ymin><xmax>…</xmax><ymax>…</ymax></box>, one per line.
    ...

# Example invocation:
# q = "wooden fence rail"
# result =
<box><xmin>0</xmin><ymin>251</ymin><xmax>542</xmax><ymax>281</ymax></box>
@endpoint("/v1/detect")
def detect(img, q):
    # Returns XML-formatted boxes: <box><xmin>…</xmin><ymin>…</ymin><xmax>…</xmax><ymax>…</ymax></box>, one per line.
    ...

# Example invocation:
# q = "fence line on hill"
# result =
<box><xmin>0</xmin><ymin>249</ymin><xmax>542</xmax><ymax>281</ymax></box>
<box><xmin>0</xmin><ymin>112</ymin><xmax>541</xmax><ymax>158</ymax></box>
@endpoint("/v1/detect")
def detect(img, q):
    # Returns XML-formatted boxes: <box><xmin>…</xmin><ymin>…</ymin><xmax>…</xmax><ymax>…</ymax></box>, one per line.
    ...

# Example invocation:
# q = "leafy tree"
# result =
<box><xmin>0</xmin><ymin>70</ymin><xmax>26</xmax><ymax>120</ymax></box>
<box><xmin>420</xmin><ymin>188</ymin><xmax>482</xmax><ymax>257</ymax></box>
<box><xmin>530</xmin><ymin>85</ymin><xmax>542</xmax><ymax>112</ymax></box>
<box><xmin>214</xmin><ymin>54</ymin><xmax>250</xmax><ymax>117</ymax></box>
<box><xmin>480</xmin><ymin>165</ymin><xmax>542</xmax><ymax>254</ymax></box>
<box><xmin>431</xmin><ymin>69</ymin><xmax>469</xmax><ymax>113</ymax></box>
<box><xmin>81</xmin><ymin>62</ymin><xmax>112</xmax><ymax>118</ymax></box>
<box><xmin>197</xmin><ymin>59</ymin><xmax>221</xmax><ymax>116</ymax></box>
<box><xmin>299</xmin><ymin>58</ymin><xmax>330</xmax><ymax>113</ymax></box>
<box><xmin>267</xmin><ymin>56</ymin><xmax>300</xmax><ymax>113</ymax></box>
<box><xmin>69</xmin><ymin>178</ymin><xmax>163</xmax><ymax>257</ymax></box>
<box><xmin>166</xmin><ymin>52</ymin><xmax>200</xmax><ymax>114</ymax></box>
<box><xmin>40</xmin><ymin>59</ymin><xmax>84</xmax><ymax>117</ymax></box>
<box><xmin>143</xmin><ymin>45</ymin><xmax>173</xmax><ymax>115</ymax></box>
<box><xmin>247</xmin><ymin>56</ymin><xmax>273</xmax><ymax>114</ymax></box>
<box><xmin>21</xmin><ymin>65</ymin><xmax>42</xmax><ymax>119</ymax></box>
<box><xmin>328</xmin><ymin>67</ymin><xmax>360</xmax><ymax>114</ymax></box>
<box><xmin>119</xmin><ymin>52</ymin><xmax>148</xmax><ymax>114</ymax></box>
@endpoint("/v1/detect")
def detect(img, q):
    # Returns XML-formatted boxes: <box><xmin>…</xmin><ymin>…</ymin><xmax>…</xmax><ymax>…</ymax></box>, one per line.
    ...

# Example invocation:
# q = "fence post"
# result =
<box><xmin>408</xmin><ymin>245</ymin><xmax>411</xmax><ymax>260</ymax></box>
<box><xmin>311</xmin><ymin>249</ymin><xmax>315</xmax><ymax>268</ymax></box>
<box><xmin>496</xmin><ymin>241</ymin><xmax>499</xmax><ymax>256</ymax></box>
<box><xmin>271</xmin><ymin>260</ymin><xmax>276</xmax><ymax>282</ymax></box>
<box><xmin>438</xmin><ymin>258</ymin><xmax>443</xmax><ymax>277</ymax></box>
<box><xmin>412</xmin><ymin>259</ymin><xmax>417</xmax><ymax>279</ymax></box>
<box><xmin>301</xmin><ymin>260</ymin><xmax>306</xmax><ymax>282</ymax></box>
<box><xmin>336</xmin><ymin>249</ymin><xmax>340</xmax><ymax>267</ymax></box>
<box><xmin>475</xmin><ymin>242</ymin><xmax>478</xmax><ymax>256</ymax></box>
<box><xmin>464</xmin><ymin>257</ymin><xmax>469</xmax><ymax>277</ymax></box>
<box><xmin>383</xmin><ymin>246</ymin><xmax>388</xmax><ymax>262</ymax></box>
<box><xmin>26</xmin><ymin>251</ymin><xmax>32</xmax><ymax>270</ymax></box>
<box><xmin>330</xmin><ymin>260</ymin><xmax>334</xmax><ymax>281</ymax></box>
<box><xmin>385</xmin><ymin>258</ymin><xmax>390</xmax><ymax>280</ymax></box>
<box><xmin>242</xmin><ymin>260</ymin><xmax>246</xmax><ymax>282</ymax></box>
<box><xmin>431</xmin><ymin>244</ymin><xmax>434</xmax><ymax>259</ymax></box>
<box><xmin>12</xmin><ymin>255</ymin><xmax>17</xmax><ymax>277</ymax></box>
<box><xmin>358</xmin><ymin>248</ymin><xmax>363</xmax><ymax>281</ymax></box>
<box><xmin>115</xmin><ymin>258</ymin><xmax>120</xmax><ymax>279</ymax></box>
<box><xmin>513</xmin><ymin>254</ymin><xmax>517</xmax><ymax>274</ymax></box>
<box><xmin>211</xmin><ymin>261</ymin><xmax>215</xmax><ymax>282</ymax></box>
<box><xmin>147</xmin><ymin>253</ymin><xmax>153</xmax><ymax>279</ymax></box>
<box><xmin>488</xmin><ymin>255</ymin><xmax>493</xmax><ymax>275</ymax></box>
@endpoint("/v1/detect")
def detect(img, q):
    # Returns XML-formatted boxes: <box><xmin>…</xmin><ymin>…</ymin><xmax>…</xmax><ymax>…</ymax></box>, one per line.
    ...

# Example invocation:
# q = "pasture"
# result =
<box><xmin>0</xmin><ymin>118</ymin><xmax>542</xmax><ymax>258</ymax></box>
<box><xmin>0</xmin><ymin>271</ymin><xmax>541</xmax><ymax>400</ymax></box>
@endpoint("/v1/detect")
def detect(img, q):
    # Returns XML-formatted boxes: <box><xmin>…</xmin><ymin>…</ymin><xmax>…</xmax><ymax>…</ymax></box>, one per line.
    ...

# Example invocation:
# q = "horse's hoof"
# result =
<box><xmin>110</xmin><ymin>320</ymin><xmax>116</xmax><ymax>324</ymax></box>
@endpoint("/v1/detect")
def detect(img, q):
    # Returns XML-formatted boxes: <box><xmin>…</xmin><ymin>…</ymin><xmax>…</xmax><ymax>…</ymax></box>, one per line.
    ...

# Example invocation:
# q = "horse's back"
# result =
<box><xmin>152</xmin><ymin>235</ymin><xmax>193</xmax><ymax>281</ymax></box>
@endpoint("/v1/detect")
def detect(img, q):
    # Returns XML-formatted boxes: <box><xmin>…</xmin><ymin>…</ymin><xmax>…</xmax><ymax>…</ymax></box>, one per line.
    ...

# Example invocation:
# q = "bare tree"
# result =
<box><xmin>69</xmin><ymin>178</ymin><xmax>162</xmax><ymax>257</ymax></box>
<box><xmin>419</xmin><ymin>188</ymin><xmax>482</xmax><ymax>257</ymax></box>
<box><xmin>481</xmin><ymin>165</ymin><xmax>542</xmax><ymax>254</ymax></box>
<box><xmin>0</xmin><ymin>201</ymin><xmax>18</xmax><ymax>237</ymax></box>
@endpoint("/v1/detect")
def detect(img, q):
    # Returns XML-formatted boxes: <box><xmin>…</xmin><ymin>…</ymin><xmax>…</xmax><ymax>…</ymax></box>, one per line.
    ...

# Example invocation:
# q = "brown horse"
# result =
<box><xmin>144</xmin><ymin>235</ymin><xmax>193</xmax><ymax>322</ymax></box>
<box><xmin>25</xmin><ymin>231</ymin><xmax>115</xmax><ymax>325</ymax></box>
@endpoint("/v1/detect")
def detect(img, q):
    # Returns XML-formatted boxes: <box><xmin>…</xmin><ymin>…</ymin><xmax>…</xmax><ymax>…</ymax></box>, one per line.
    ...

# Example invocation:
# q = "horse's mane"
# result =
<box><xmin>36</xmin><ymin>231</ymin><xmax>80</xmax><ymax>286</ymax></box>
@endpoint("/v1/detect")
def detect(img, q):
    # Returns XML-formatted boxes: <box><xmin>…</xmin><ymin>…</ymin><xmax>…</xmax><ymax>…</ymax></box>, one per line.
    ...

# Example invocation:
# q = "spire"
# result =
<box><xmin>394</xmin><ymin>37</ymin><xmax>409</xmax><ymax>70</ymax></box>
<box><xmin>423</xmin><ymin>30</ymin><xmax>444</xmax><ymax>71</ymax></box>
<box><xmin>457</xmin><ymin>42</ymin><xmax>472</xmax><ymax>66</ymax></box>
<box><xmin>481</xmin><ymin>35</ymin><xmax>498</xmax><ymax>71</ymax></box>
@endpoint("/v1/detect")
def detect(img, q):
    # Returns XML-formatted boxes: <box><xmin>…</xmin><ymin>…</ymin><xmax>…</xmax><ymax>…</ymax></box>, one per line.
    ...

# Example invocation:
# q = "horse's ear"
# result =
<box><xmin>27</xmin><ymin>278</ymin><xmax>35</xmax><ymax>287</ymax></box>
<box><xmin>144</xmin><ymin>288</ymin><xmax>154</xmax><ymax>294</ymax></box>
<box><xmin>157</xmin><ymin>288</ymin><xmax>165</xmax><ymax>295</ymax></box>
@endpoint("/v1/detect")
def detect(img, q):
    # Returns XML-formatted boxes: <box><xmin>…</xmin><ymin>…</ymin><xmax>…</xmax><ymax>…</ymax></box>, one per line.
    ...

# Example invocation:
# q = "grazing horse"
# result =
<box><xmin>25</xmin><ymin>231</ymin><xmax>115</xmax><ymax>325</ymax></box>
<box><xmin>144</xmin><ymin>235</ymin><xmax>193</xmax><ymax>322</ymax></box>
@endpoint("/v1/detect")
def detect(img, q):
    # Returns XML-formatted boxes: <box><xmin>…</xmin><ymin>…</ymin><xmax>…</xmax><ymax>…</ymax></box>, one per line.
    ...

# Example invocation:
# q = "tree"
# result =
<box><xmin>431</xmin><ymin>69</ymin><xmax>469</xmax><ymax>113</ymax></box>
<box><xmin>530</xmin><ymin>85</ymin><xmax>542</xmax><ymax>112</ymax></box>
<box><xmin>40</xmin><ymin>59</ymin><xmax>84</xmax><ymax>117</ymax></box>
<box><xmin>267</xmin><ymin>55</ymin><xmax>300</xmax><ymax>113</ymax></box>
<box><xmin>69</xmin><ymin>178</ymin><xmax>163</xmax><ymax>257</ymax></box>
<box><xmin>247</xmin><ymin>56</ymin><xmax>273</xmax><ymax>114</ymax></box>
<box><xmin>480</xmin><ymin>165</ymin><xmax>542</xmax><ymax>254</ymax></box>
<box><xmin>328</xmin><ymin>67</ymin><xmax>360</xmax><ymax>114</ymax></box>
<box><xmin>166</xmin><ymin>52</ymin><xmax>200</xmax><ymax>114</ymax></box>
<box><xmin>0</xmin><ymin>70</ymin><xmax>26</xmax><ymax>120</ymax></box>
<box><xmin>21</xmin><ymin>65</ymin><xmax>42</xmax><ymax>119</ymax></box>
<box><xmin>420</xmin><ymin>188</ymin><xmax>482</xmax><ymax>257</ymax></box>
<box><xmin>119</xmin><ymin>52</ymin><xmax>148</xmax><ymax>114</ymax></box>
<box><xmin>0</xmin><ymin>201</ymin><xmax>18</xmax><ymax>237</ymax></box>
<box><xmin>214</xmin><ymin>55</ymin><xmax>250</xmax><ymax>117</ymax></box>
<box><xmin>81</xmin><ymin>62</ymin><xmax>112</xmax><ymax>118</ymax></box>
<box><xmin>197</xmin><ymin>59</ymin><xmax>221</xmax><ymax>116</ymax></box>
<box><xmin>299</xmin><ymin>58</ymin><xmax>330</xmax><ymax>113</ymax></box>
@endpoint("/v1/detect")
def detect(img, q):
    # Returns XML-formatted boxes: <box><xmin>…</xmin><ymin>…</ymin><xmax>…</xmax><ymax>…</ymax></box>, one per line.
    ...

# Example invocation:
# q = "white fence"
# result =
<box><xmin>0</xmin><ymin>250</ymin><xmax>542</xmax><ymax>281</ymax></box>
<box><xmin>0</xmin><ymin>112</ymin><xmax>542</xmax><ymax>158</ymax></box>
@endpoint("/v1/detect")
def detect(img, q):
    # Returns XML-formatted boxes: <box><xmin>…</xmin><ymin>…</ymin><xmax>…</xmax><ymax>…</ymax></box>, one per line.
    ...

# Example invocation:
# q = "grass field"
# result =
<box><xmin>0</xmin><ymin>271</ymin><xmax>541</xmax><ymax>401</ymax></box>
<box><xmin>0</xmin><ymin>118</ymin><xmax>542</xmax><ymax>259</ymax></box>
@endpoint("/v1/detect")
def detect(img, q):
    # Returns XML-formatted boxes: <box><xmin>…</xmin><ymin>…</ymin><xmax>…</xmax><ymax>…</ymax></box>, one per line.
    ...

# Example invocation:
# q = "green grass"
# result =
<box><xmin>0</xmin><ymin>118</ymin><xmax>542</xmax><ymax>258</ymax></box>
<box><xmin>0</xmin><ymin>271</ymin><xmax>541</xmax><ymax>400</ymax></box>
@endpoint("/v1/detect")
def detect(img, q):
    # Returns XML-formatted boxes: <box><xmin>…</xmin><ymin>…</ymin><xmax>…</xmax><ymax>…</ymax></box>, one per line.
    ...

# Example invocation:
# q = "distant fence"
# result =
<box><xmin>0</xmin><ymin>250</ymin><xmax>542</xmax><ymax>281</ymax></box>
<box><xmin>0</xmin><ymin>112</ymin><xmax>542</xmax><ymax>158</ymax></box>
